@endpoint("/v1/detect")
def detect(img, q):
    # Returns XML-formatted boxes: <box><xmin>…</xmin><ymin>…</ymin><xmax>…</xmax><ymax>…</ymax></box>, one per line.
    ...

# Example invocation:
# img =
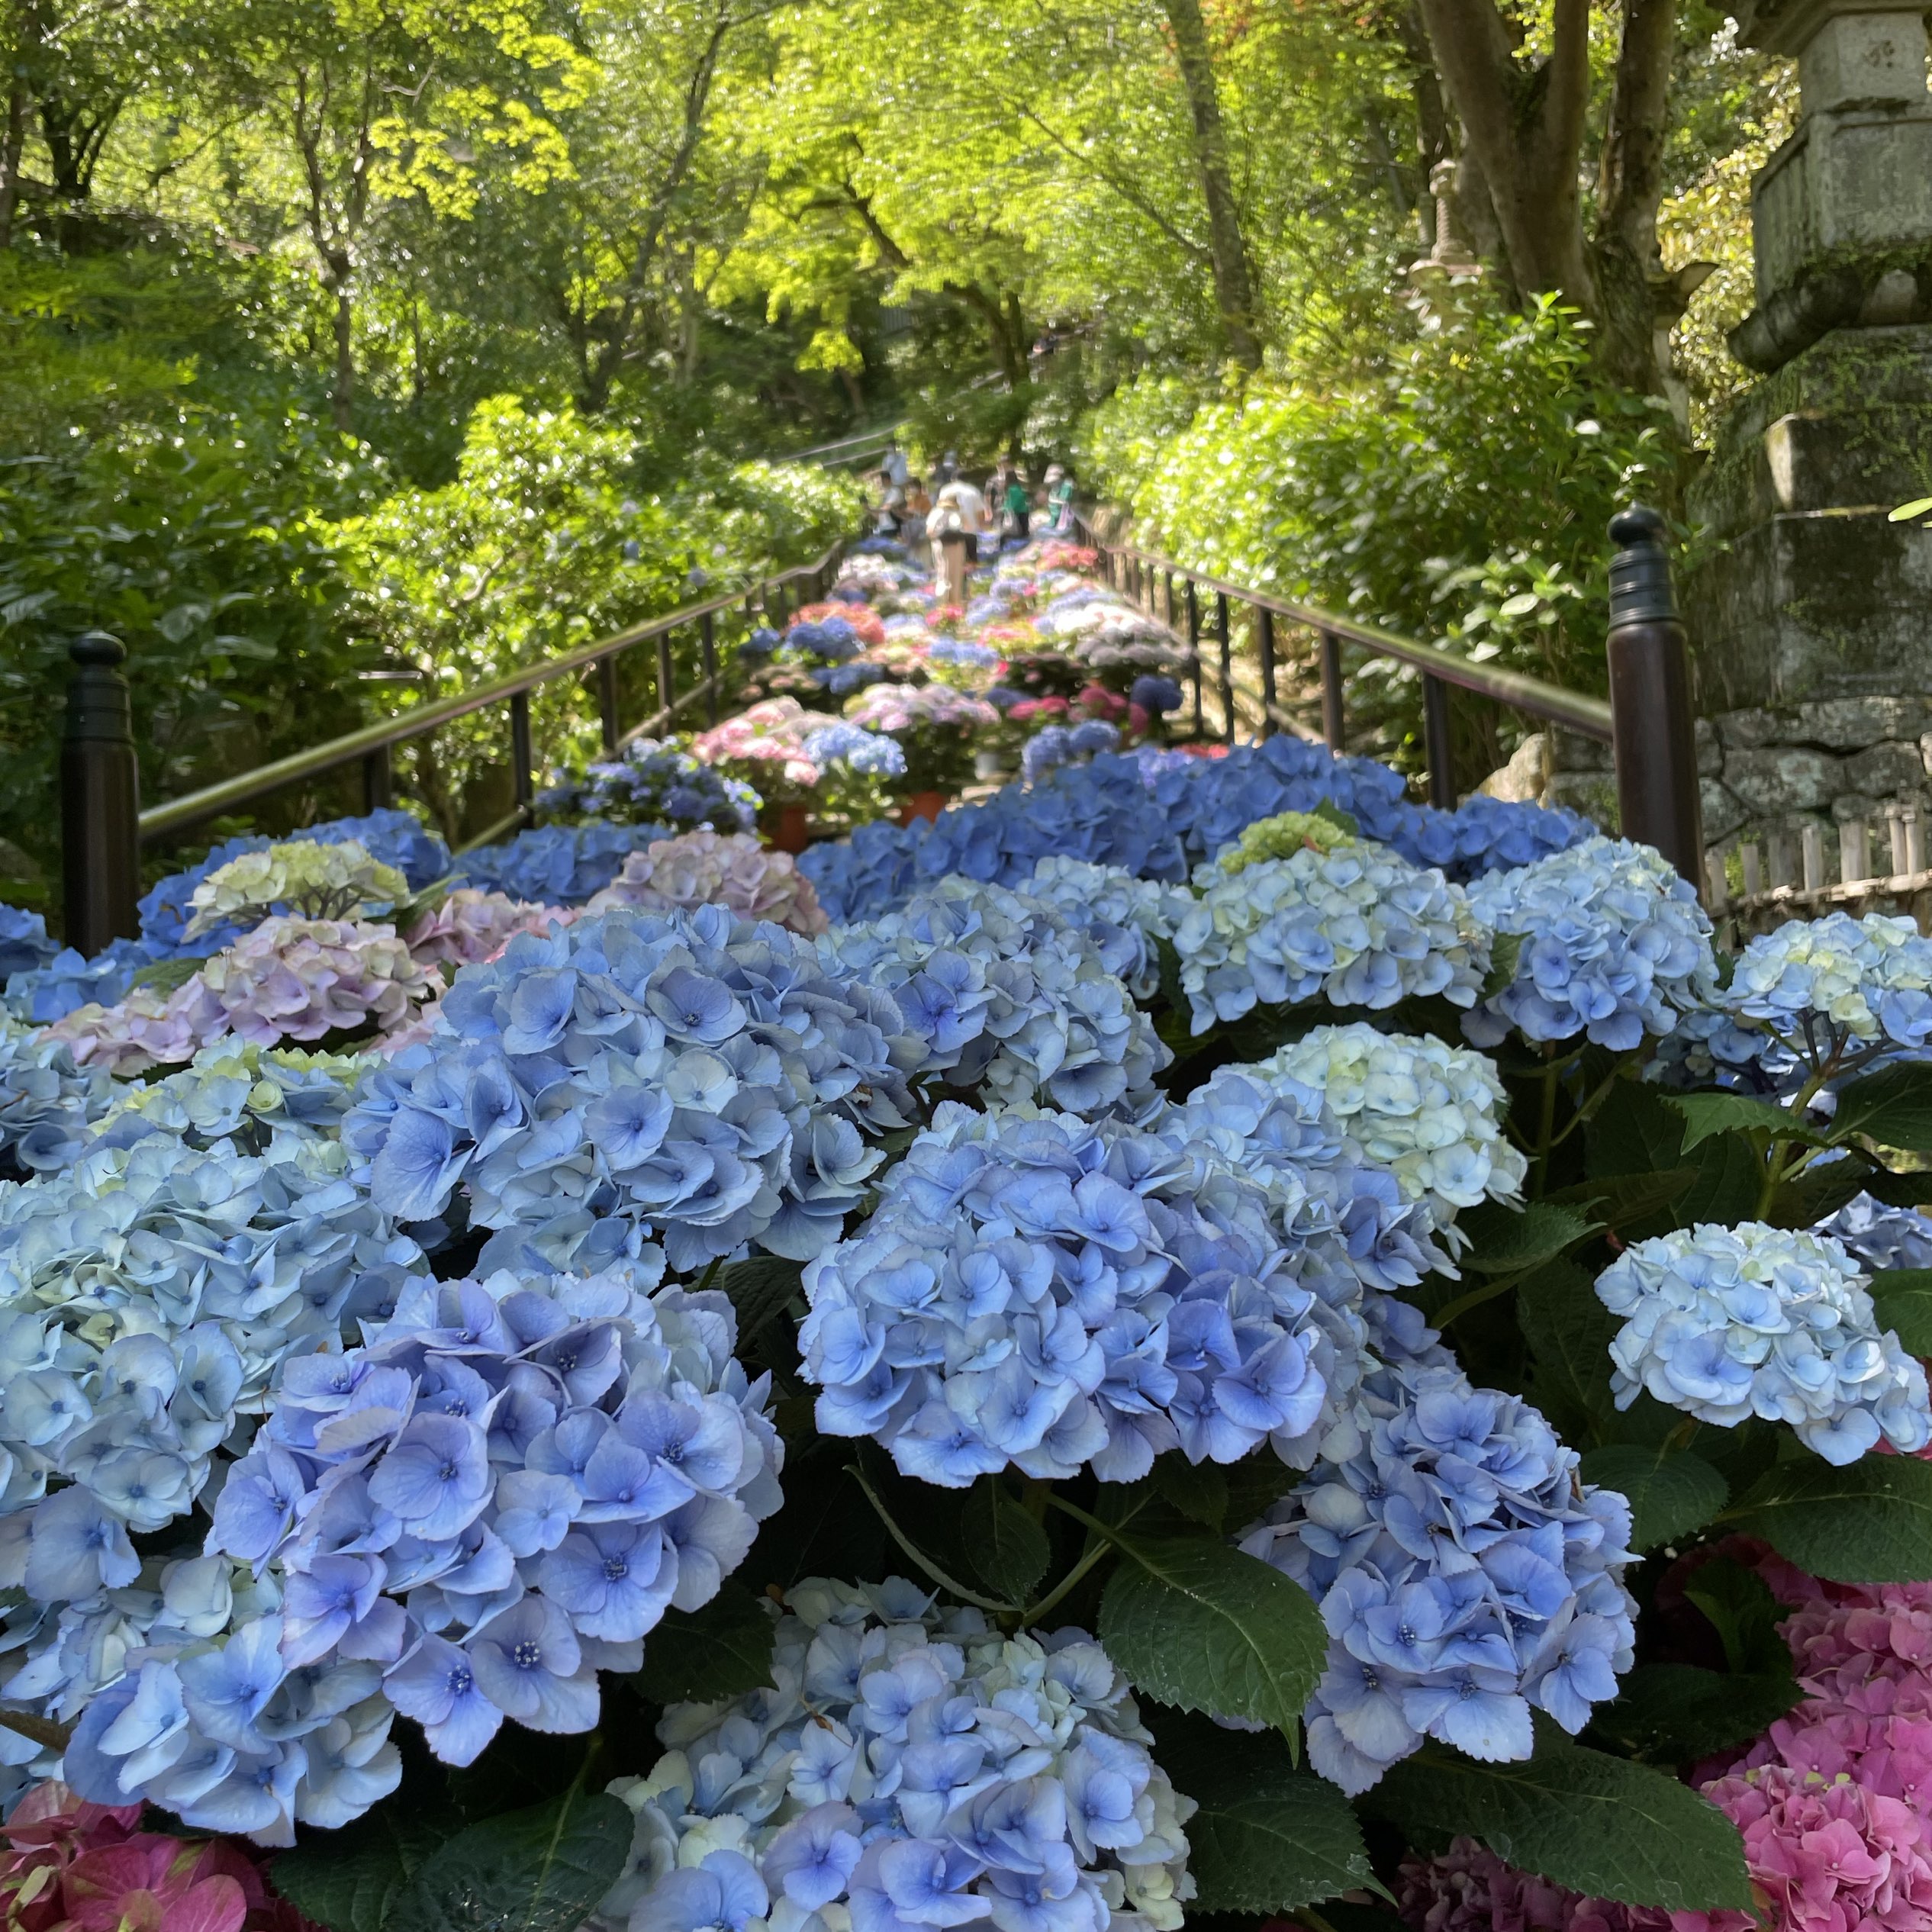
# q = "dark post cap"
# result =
<box><xmin>69</xmin><ymin>630</ymin><xmax>127</xmax><ymax>668</ymax></box>
<box><xmin>1607</xmin><ymin>504</ymin><xmax>1679</xmax><ymax>627</ymax></box>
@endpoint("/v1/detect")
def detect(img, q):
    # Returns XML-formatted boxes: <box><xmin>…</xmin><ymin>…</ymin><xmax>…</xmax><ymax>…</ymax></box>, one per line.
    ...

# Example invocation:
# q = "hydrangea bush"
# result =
<box><xmin>0</xmin><ymin>542</ymin><xmax>1927</xmax><ymax>1932</ymax></box>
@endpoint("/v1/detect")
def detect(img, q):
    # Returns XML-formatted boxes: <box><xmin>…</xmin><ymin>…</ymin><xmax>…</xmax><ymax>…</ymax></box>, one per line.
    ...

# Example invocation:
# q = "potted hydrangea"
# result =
<box><xmin>842</xmin><ymin>681</ymin><xmax>1000</xmax><ymax>823</ymax></box>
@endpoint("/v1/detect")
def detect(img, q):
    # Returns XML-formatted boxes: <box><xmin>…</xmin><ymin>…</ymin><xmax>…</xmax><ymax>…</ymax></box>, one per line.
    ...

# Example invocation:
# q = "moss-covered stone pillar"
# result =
<box><xmin>1682</xmin><ymin>0</ymin><xmax>1932</xmax><ymax>858</ymax></box>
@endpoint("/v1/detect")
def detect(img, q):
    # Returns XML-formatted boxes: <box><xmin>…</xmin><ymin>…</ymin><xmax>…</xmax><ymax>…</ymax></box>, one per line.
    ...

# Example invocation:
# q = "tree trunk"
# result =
<box><xmin>1160</xmin><ymin>0</ymin><xmax>1261</xmax><ymax>369</ymax></box>
<box><xmin>330</xmin><ymin>280</ymin><xmax>355</xmax><ymax>431</ymax></box>
<box><xmin>0</xmin><ymin>76</ymin><xmax>25</xmax><ymax>249</ymax></box>
<box><xmin>1591</xmin><ymin>0</ymin><xmax>1679</xmax><ymax>398</ymax></box>
<box><xmin>1415</xmin><ymin>0</ymin><xmax>1595</xmax><ymax>311</ymax></box>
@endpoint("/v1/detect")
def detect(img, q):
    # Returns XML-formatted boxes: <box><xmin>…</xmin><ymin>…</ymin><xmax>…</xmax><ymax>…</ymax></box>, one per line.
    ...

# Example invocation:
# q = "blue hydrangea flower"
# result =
<box><xmin>87</xmin><ymin>1042</ymin><xmax>369</xmax><ymax>1155</ymax></box>
<box><xmin>0</xmin><ymin>906</ymin><xmax>56</xmax><ymax>984</ymax></box>
<box><xmin>1815</xmin><ymin>1192</ymin><xmax>1932</xmax><ymax>1272</ymax></box>
<box><xmin>821</xmin><ymin>877</ymin><xmax>1169</xmax><ymax>1119</ymax></box>
<box><xmin>1022</xmin><ymin>858</ymin><xmax>1191</xmax><ymax>1001</ymax></box>
<box><xmin>1129</xmin><ymin>676</ymin><xmax>1183</xmax><ymax>715</ymax></box>
<box><xmin>1240</xmin><ymin>1346</ymin><xmax>1636</xmax><ymax>1794</ymax></box>
<box><xmin>4</xmin><ymin>935</ymin><xmax>156</xmax><ymax>1026</ymax></box>
<box><xmin>0</xmin><ymin>1016</ymin><xmax>113</xmax><ymax>1173</ymax></box>
<box><xmin>801</xmin><ymin>1102</ymin><xmax>1364</xmax><ymax>1486</ymax></box>
<box><xmin>346</xmin><ymin>904</ymin><xmax>924</xmax><ymax>1270</ymax></box>
<box><xmin>595</xmin><ymin>1578</ymin><xmax>1196</xmax><ymax>1932</ymax></box>
<box><xmin>1175</xmin><ymin>838</ymin><xmax>1487</xmax><ymax>1036</ymax></box>
<box><xmin>1592</xmin><ymin>1222</ymin><xmax>1932</xmax><ymax>1464</ymax></box>
<box><xmin>1463</xmin><ymin>837</ymin><xmax>1718</xmax><ymax>1055</ymax></box>
<box><xmin>803</xmin><ymin>721</ymin><xmax>908</xmax><ymax>778</ymax></box>
<box><xmin>541</xmin><ymin>741</ymin><xmax>759</xmax><ymax>834</ymax></box>
<box><xmin>454</xmin><ymin>823</ymin><xmax>671</xmax><ymax>905</ymax></box>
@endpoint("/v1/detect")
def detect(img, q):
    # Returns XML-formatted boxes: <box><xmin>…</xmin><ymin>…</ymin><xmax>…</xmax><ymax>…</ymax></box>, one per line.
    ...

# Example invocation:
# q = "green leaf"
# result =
<box><xmin>1586</xmin><ymin>1661</ymin><xmax>1799</xmax><ymax>1764</ymax></box>
<box><xmin>1546</xmin><ymin>1168</ymin><xmax>1693</xmax><ymax>1238</ymax></box>
<box><xmin>1457</xmin><ymin>1199</ymin><xmax>1598</xmax><ymax>1275</ymax></box>
<box><xmin>1517</xmin><ymin>1261</ymin><xmax>1620</xmax><ymax>1428</ymax></box>
<box><xmin>1666</xmin><ymin>1090</ymin><xmax>1823</xmax><ymax>1152</ymax></box>
<box><xmin>1889</xmin><ymin>495</ymin><xmax>1932</xmax><ymax>521</ymax></box>
<box><xmin>713</xmin><ymin>1255</ymin><xmax>804</xmax><ymax>1338</ymax></box>
<box><xmin>1728</xmin><ymin>1453</ymin><xmax>1932</xmax><ymax>1582</ymax></box>
<box><xmin>1480</xmin><ymin>929</ymin><xmax>1525</xmax><ymax>1003</ymax></box>
<box><xmin>131</xmin><ymin>955</ymin><xmax>205</xmax><ymax>996</ymax></box>
<box><xmin>1577</xmin><ymin>1445</ymin><xmax>1728</xmax><ymax>1550</ymax></box>
<box><xmin>1584</xmin><ymin>1079</ymin><xmax>1684</xmax><ymax>1178</ymax></box>
<box><xmin>391</xmin><ymin>1789</ymin><xmax>633</xmax><ymax>1932</ymax></box>
<box><xmin>1158</xmin><ymin>1722</ymin><xmax>1376</xmax><ymax>1911</ymax></box>
<box><xmin>1099</xmin><ymin>1535</ymin><xmax>1326</xmax><ymax>1739</ymax></box>
<box><xmin>1365</xmin><ymin>1723</ymin><xmax>1750</xmax><ymax>1911</ymax></box>
<box><xmin>963</xmin><ymin>1478</ymin><xmax>1051</xmax><ymax>1603</ymax></box>
<box><xmin>1676</xmin><ymin>1130</ymin><xmax>1767</xmax><ymax>1229</ymax></box>
<box><xmin>633</xmin><ymin>1583</ymin><xmax>776</xmax><ymax>1705</ymax></box>
<box><xmin>1151</xmin><ymin>1451</ymin><xmax>1229</xmax><ymax>1528</ymax></box>
<box><xmin>1681</xmin><ymin>1555</ymin><xmax>1798</xmax><ymax>1675</ymax></box>
<box><xmin>1833</xmin><ymin>1060</ymin><xmax>1932</xmax><ymax>1153</ymax></box>
<box><xmin>274</xmin><ymin>1811</ymin><xmax>452</xmax><ymax>1932</ymax></box>
<box><xmin>1869</xmin><ymin>1268</ymin><xmax>1932</xmax><ymax>1354</ymax></box>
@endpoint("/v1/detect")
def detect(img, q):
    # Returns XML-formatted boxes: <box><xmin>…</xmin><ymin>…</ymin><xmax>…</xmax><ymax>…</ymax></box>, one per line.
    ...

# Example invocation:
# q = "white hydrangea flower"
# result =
<box><xmin>185</xmin><ymin>837</ymin><xmax>410</xmax><ymax>938</ymax></box>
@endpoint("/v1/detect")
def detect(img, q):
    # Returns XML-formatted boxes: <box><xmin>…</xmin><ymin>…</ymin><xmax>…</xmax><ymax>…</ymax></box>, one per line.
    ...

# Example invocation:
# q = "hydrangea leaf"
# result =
<box><xmin>1728</xmin><ymin>1453</ymin><xmax>1932</xmax><ymax>1582</ymax></box>
<box><xmin>1547</xmin><ymin>1169</ymin><xmax>1693</xmax><ymax>1242</ymax></box>
<box><xmin>1480</xmin><ymin>928</ymin><xmax>1525</xmax><ymax>1003</ymax></box>
<box><xmin>1583</xmin><ymin>1661</ymin><xmax>1799</xmax><ymax>1765</ymax></box>
<box><xmin>1679</xmin><ymin>1555</ymin><xmax>1800</xmax><ymax>1674</ymax></box>
<box><xmin>1154</xmin><ymin>1718</ymin><xmax>1377</xmax><ymax>1911</ymax></box>
<box><xmin>1098</xmin><ymin>1534</ymin><xmax>1325</xmax><ymax>1739</ymax></box>
<box><xmin>1576</xmin><ymin>1445</ymin><xmax>1728</xmax><ymax>1550</ymax></box>
<box><xmin>963</xmin><ymin>1477</ymin><xmax>1051</xmax><ymax>1603</ymax></box>
<box><xmin>1674</xmin><ymin>1130</ymin><xmax>1766</xmax><ymax>1229</ymax></box>
<box><xmin>389</xmin><ymin>1787</ymin><xmax>633</xmax><ymax>1932</ymax></box>
<box><xmin>1665</xmin><ymin>1091</ymin><xmax>1826</xmax><ymax>1152</ymax></box>
<box><xmin>1151</xmin><ymin>1451</ymin><xmax>1230</xmax><ymax>1528</ymax></box>
<box><xmin>1516</xmin><ymin>1261</ymin><xmax>1620</xmax><ymax>1428</ymax></box>
<box><xmin>1869</xmin><ymin>1267</ymin><xmax>1932</xmax><ymax>1354</ymax></box>
<box><xmin>633</xmin><ymin>1582</ymin><xmax>778</xmax><ymax>1706</ymax></box>
<box><xmin>1364</xmin><ymin>1722</ymin><xmax>1751</xmax><ymax>1910</ymax></box>
<box><xmin>1832</xmin><ymin>1061</ymin><xmax>1932</xmax><ymax>1154</ymax></box>
<box><xmin>273</xmin><ymin>1810</ymin><xmax>453</xmax><ymax>1932</ymax></box>
<box><xmin>1457</xmin><ymin>1199</ymin><xmax>1597</xmax><ymax>1276</ymax></box>
<box><xmin>713</xmin><ymin>1254</ymin><xmax>806</xmax><ymax>1341</ymax></box>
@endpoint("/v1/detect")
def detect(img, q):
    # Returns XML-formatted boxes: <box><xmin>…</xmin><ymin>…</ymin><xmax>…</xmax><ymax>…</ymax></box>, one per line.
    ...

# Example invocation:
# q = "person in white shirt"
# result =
<box><xmin>950</xmin><ymin>477</ymin><xmax>987</xmax><ymax>563</ymax></box>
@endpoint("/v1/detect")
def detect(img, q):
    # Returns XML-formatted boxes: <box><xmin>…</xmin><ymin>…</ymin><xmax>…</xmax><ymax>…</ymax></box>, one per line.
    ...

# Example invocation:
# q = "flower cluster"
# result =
<box><xmin>1463</xmin><ymin>837</ymin><xmax>1718</xmax><ymax>1055</ymax></box>
<box><xmin>1023</xmin><ymin>722</ymin><xmax>1121</xmax><ymax>784</ymax></box>
<box><xmin>0</xmin><ymin>1778</ymin><xmax>323</xmax><ymax>1932</ymax></box>
<box><xmin>4</xmin><ymin>937</ymin><xmax>152</xmax><ymax>1026</ymax></box>
<box><xmin>587</xmin><ymin>832</ymin><xmax>829</xmax><ymax>936</ymax></box>
<box><xmin>694</xmin><ymin>698</ymin><xmax>826</xmax><ymax>791</ymax></box>
<box><xmin>87</xmin><ymin>1042</ymin><xmax>369</xmax><ymax>1154</ymax></box>
<box><xmin>346</xmin><ymin>904</ymin><xmax>923</xmax><ymax>1268</ymax></box>
<box><xmin>1174</xmin><ymin>839</ymin><xmax>1486</xmax><ymax>1035</ymax></box>
<box><xmin>185</xmin><ymin>839</ymin><xmax>411</xmax><ymax>940</ymax></box>
<box><xmin>1710</xmin><ymin>912</ymin><xmax>1932</xmax><ymax>1080</ymax></box>
<box><xmin>800</xmin><ymin>720</ymin><xmax>908</xmax><ymax>778</ymax></box>
<box><xmin>540</xmin><ymin>739</ymin><xmax>761</xmax><ymax>833</ymax></box>
<box><xmin>139</xmin><ymin>810</ymin><xmax>451</xmax><ymax>958</ymax></box>
<box><xmin>821</xmin><ymin>877</ymin><xmax>1168</xmax><ymax>1118</ymax></box>
<box><xmin>844</xmin><ymin>684</ymin><xmax>1001</xmax><ymax>736</ymax></box>
<box><xmin>456</xmin><ymin>822</ymin><xmax>671</xmax><ymax>906</ymax></box>
<box><xmin>801</xmin><ymin>1103</ymin><xmax>1360</xmax><ymax>1486</ymax></box>
<box><xmin>1396</xmin><ymin>1837</ymin><xmax>1668</xmax><ymax>1932</ymax></box>
<box><xmin>1207</xmin><ymin>810</ymin><xmax>1363</xmax><ymax>877</ymax></box>
<box><xmin>1818</xmin><ymin>1192</ymin><xmax>1932</xmax><ymax>1273</ymax></box>
<box><xmin>595</xmin><ymin>1578</ymin><xmax>1196</xmax><ymax>1932</ymax></box>
<box><xmin>47</xmin><ymin>919</ymin><xmax>442</xmax><ymax>1076</ymax></box>
<box><xmin>1234</xmin><ymin>1023</ymin><xmax>1526</xmax><ymax>1234</ymax></box>
<box><xmin>1241</xmin><ymin>1350</ymin><xmax>1637</xmax><ymax>1794</ymax></box>
<box><xmin>403</xmin><ymin>888</ymin><xmax>570</xmax><ymax>969</ymax></box>
<box><xmin>185</xmin><ymin>1264</ymin><xmax>780</xmax><ymax>1779</ymax></box>
<box><xmin>1022</xmin><ymin>858</ymin><xmax>1191</xmax><ymax>1001</ymax></box>
<box><xmin>0</xmin><ymin>906</ymin><xmax>56</xmax><ymax>984</ymax></box>
<box><xmin>0</xmin><ymin>1016</ymin><xmax>111</xmax><ymax>1174</ymax></box>
<box><xmin>1592</xmin><ymin>1224</ymin><xmax>1932</xmax><ymax>1463</ymax></box>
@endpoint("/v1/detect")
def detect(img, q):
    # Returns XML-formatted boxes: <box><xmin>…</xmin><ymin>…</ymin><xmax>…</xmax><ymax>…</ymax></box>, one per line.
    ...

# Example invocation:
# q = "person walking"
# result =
<box><xmin>1003</xmin><ymin>469</ymin><xmax>1031</xmax><ymax>546</ymax></box>
<box><xmin>1045</xmin><ymin>464</ymin><xmax>1075</xmax><ymax>535</ymax></box>
<box><xmin>951</xmin><ymin>474</ymin><xmax>988</xmax><ymax>566</ymax></box>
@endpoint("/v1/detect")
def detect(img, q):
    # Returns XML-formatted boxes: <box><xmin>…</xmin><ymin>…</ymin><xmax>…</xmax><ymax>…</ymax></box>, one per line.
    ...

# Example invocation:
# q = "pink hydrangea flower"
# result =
<box><xmin>47</xmin><ymin>919</ymin><xmax>442</xmax><ymax>1074</ymax></box>
<box><xmin>404</xmin><ymin>888</ymin><xmax>568</xmax><ymax>969</ymax></box>
<box><xmin>694</xmin><ymin>698</ymin><xmax>823</xmax><ymax>787</ymax></box>
<box><xmin>585</xmin><ymin>830</ymin><xmax>827</xmax><ymax>935</ymax></box>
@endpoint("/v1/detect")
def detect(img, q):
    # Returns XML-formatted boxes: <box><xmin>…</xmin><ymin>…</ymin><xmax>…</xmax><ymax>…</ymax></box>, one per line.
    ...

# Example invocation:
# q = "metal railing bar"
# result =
<box><xmin>1095</xmin><ymin>536</ymin><xmax>1614</xmax><ymax>742</ymax></box>
<box><xmin>137</xmin><ymin>543</ymin><xmax>842</xmax><ymax>843</ymax></box>
<box><xmin>456</xmin><ymin>803</ymin><xmax>533</xmax><ymax>856</ymax></box>
<box><xmin>618</xmin><ymin>671</ymin><xmax>729</xmax><ymax>749</ymax></box>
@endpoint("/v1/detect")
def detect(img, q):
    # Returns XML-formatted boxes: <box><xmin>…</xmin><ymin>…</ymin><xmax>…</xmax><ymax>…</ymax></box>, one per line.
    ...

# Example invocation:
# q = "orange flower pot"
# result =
<box><xmin>764</xmin><ymin>803</ymin><xmax>812</xmax><ymax>853</ymax></box>
<box><xmin>897</xmin><ymin>791</ymin><xmax>948</xmax><ymax>827</ymax></box>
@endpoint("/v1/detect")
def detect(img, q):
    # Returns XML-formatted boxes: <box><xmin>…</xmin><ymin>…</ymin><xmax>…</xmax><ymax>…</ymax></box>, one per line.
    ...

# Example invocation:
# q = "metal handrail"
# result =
<box><xmin>1094</xmin><ymin>536</ymin><xmax>1614</xmax><ymax>742</ymax></box>
<box><xmin>134</xmin><ymin>543</ymin><xmax>843</xmax><ymax>845</ymax></box>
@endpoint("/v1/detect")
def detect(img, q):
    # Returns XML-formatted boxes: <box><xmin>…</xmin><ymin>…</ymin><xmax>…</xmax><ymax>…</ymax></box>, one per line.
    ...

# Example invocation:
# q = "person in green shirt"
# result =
<box><xmin>1045</xmin><ymin>464</ymin><xmax>1074</xmax><ymax>535</ymax></box>
<box><xmin>1003</xmin><ymin>473</ymin><xmax>1031</xmax><ymax>545</ymax></box>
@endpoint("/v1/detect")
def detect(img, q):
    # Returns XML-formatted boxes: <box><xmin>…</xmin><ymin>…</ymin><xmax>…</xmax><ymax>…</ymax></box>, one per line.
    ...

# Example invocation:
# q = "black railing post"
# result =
<box><xmin>1257</xmin><ymin>607</ymin><xmax>1278</xmax><ymax>736</ymax></box>
<box><xmin>1184</xmin><ymin>580</ymin><xmax>1204</xmax><ymax>736</ymax></box>
<box><xmin>362</xmin><ymin>744</ymin><xmax>393</xmax><ymax>812</ymax></box>
<box><xmin>1422</xmin><ymin>674</ymin><xmax>1455</xmax><ymax>809</ymax></box>
<box><xmin>657</xmin><ymin>631</ymin><xmax>677</xmax><ymax>728</ymax></box>
<box><xmin>701</xmin><ymin>611</ymin><xmax>720</xmax><ymax>726</ymax></box>
<box><xmin>510</xmin><ymin>691</ymin><xmax>534</xmax><ymax>817</ymax></box>
<box><xmin>1216</xmin><ymin>592</ymin><xmax>1234</xmax><ymax>743</ymax></box>
<box><xmin>1319</xmin><ymin>631</ymin><xmax>1345</xmax><ymax>752</ymax></box>
<box><xmin>1606</xmin><ymin>505</ymin><xmax>1705</xmax><ymax>890</ymax></box>
<box><xmin>598</xmin><ymin>657</ymin><xmax>621</xmax><ymax>755</ymax></box>
<box><xmin>60</xmin><ymin>630</ymin><xmax>140</xmax><ymax>954</ymax></box>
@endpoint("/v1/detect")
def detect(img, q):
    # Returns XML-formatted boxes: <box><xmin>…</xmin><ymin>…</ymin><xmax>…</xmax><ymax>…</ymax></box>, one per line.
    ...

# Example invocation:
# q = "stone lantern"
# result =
<box><xmin>1682</xmin><ymin>0</ymin><xmax>1932</xmax><ymax>858</ymax></box>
